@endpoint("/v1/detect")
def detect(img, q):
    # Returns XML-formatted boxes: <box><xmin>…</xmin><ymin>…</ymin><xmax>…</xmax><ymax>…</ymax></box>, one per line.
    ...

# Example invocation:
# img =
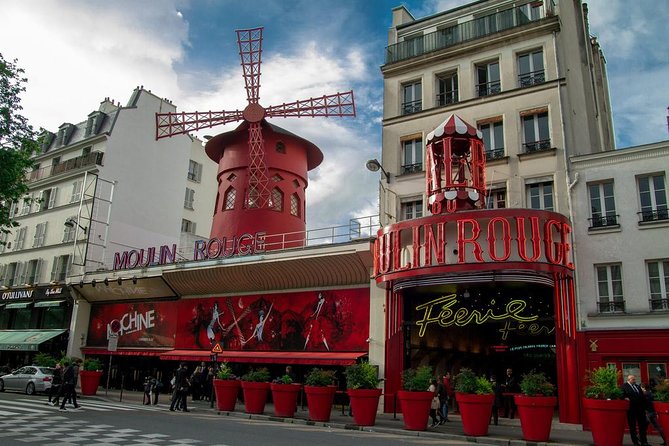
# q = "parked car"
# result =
<box><xmin>0</xmin><ymin>366</ymin><xmax>54</xmax><ymax>395</ymax></box>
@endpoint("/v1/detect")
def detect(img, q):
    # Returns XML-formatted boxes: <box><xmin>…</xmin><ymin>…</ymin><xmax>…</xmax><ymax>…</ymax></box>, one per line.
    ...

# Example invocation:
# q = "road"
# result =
<box><xmin>0</xmin><ymin>390</ymin><xmax>497</xmax><ymax>446</ymax></box>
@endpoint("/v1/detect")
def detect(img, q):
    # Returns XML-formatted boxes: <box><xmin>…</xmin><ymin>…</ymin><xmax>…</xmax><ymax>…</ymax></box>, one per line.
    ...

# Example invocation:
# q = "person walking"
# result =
<box><xmin>59</xmin><ymin>362</ymin><xmax>80</xmax><ymax>411</ymax></box>
<box><xmin>502</xmin><ymin>367</ymin><xmax>519</xmax><ymax>419</ymax></box>
<box><xmin>622</xmin><ymin>374</ymin><xmax>649</xmax><ymax>446</ymax></box>
<box><xmin>143</xmin><ymin>377</ymin><xmax>153</xmax><ymax>405</ymax></box>
<box><xmin>47</xmin><ymin>363</ymin><xmax>63</xmax><ymax>406</ymax></box>
<box><xmin>641</xmin><ymin>382</ymin><xmax>666</xmax><ymax>446</ymax></box>
<box><xmin>490</xmin><ymin>374</ymin><xmax>503</xmax><ymax>426</ymax></box>
<box><xmin>437</xmin><ymin>376</ymin><xmax>449</xmax><ymax>423</ymax></box>
<box><xmin>428</xmin><ymin>378</ymin><xmax>440</xmax><ymax>427</ymax></box>
<box><xmin>169</xmin><ymin>363</ymin><xmax>190</xmax><ymax>412</ymax></box>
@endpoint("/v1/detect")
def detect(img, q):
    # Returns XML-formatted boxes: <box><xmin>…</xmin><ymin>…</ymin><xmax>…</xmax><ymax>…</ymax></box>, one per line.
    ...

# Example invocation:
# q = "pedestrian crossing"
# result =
<box><xmin>0</xmin><ymin>398</ymin><xmax>167</xmax><ymax>416</ymax></box>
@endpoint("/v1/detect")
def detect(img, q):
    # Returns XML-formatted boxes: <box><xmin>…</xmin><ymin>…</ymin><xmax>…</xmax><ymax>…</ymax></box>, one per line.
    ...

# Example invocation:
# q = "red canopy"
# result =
<box><xmin>158</xmin><ymin>350</ymin><xmax>367</xmax><ymax>366</ymax></box>
<box><xmin>426</xmin><ymin>114</ymin><xmax>482</xmax><ymax>144</ymax></box>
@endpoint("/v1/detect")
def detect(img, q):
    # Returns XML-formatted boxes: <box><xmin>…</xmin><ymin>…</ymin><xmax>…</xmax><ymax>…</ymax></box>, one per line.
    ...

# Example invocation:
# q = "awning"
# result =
<box><xmin>81</xmin><ymin>348</ymin><xmax>171</xmax><ymax>357</ymax></box>
<box><xmin>159</xmin><ymin>350</ymin><xmax>367</xmax><ymax>366</ymax></box>
<box><xmin>0</xmin><ymin>329</ymin><xmax>66</xmax><ymax>351</ymax></box>
<box><xmin>34</xmin><ymin>300</ymin><xmax>65</xmax><ymax>308</ymax></box>
<box><xmin>5</xmin><ymin>302</ymin><xmax>32</xmax><ymax>309</ymax></box>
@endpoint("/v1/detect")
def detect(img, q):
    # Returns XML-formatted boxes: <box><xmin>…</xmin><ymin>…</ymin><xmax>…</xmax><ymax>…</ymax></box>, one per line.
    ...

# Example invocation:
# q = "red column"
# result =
<box><xmin>384</xmin><ymin>289</ymin><xmax>404</xmax><ymax>413</ymax></box>
<box><xmin>554</xmin><ymin>274</ymin><xmax>581</xmax><ymax>423</ymax></box>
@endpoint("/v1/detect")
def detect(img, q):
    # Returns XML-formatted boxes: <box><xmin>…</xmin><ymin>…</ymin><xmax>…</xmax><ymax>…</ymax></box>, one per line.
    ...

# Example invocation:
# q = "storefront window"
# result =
<box><xmin>42</xmin><ymin>307</ymin><xmax>66</xmax><ymax>329</ymax></box>
<box><xmin>622</xmin><ymin>363</ymin><xmax>641</xmax><ymax>380</ymax></box>
<box><xmin>12</xmin><ymin>309</ymin><xmax>32</xmax><ymax>329</ymax></box>
<box><xmin>0</xmin><ymin>311</ymin><xmax>9</xmax><ymax>329</ymax></box>
<box><xmin>648</xmin><ymin>363</ymin><xmax>667</xmax><ymax>385</ymax></box>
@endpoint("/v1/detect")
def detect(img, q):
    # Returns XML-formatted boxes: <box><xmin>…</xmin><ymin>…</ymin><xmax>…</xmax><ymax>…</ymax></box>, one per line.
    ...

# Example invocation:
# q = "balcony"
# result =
<box><xmin>436</xmin><ymin>91</ymin><xmax>458</xmax><ymax>107</ymax></box>
<box><xmin>485</xmin><ymin>148</ymin><xmax>505</xmax><ymax>161</ymax></box>
<box><xmin>650</xmin><ymin>297</ymin><xmax>669</xmax><ymax>311</ymax></box>
<box><xmin>402</xmin><ymin>100</ymin><xmax>422</xmax><ymax>115</ymax></box>
<box><xmin>385</xmin><ymin>6</ymin><xmax>544</xmax><ymax>64</ymax></box>
<box><xmin>598</xmin><ymin>300</ymin><xmax>625</xmax><ymax>314</ymax></box>
<box><xmin>477</xmin><ymin>81</ymin><xmax>502</xmax><ymax>97</ymax></box>
<box><xmin>519</xmin><ymin>70</ymin><xmax>545</xmax><ymax>88</ymax></box>
<box><xmin>588</xmin><ymin>214</ymin><xmax>619</xmax><ymax>229</ymax></box>
<box><xmin>638</xmin><ymin>208</ymin><xmax>669</xmax><ymax>223</ymax></box>
<box><xmin>401</xmin><ymin>163</ymin><xmax>422</xmax><ymax>175</ymax></box>
<box><xmin>521</xmin><ymin>139</ymin><xmax>552</xmax><ymax>154</ymax></box>
<box><xmin>28</xmin><ymin>151</ymin><xmax>103</xmax><ymax>182</ymax></box>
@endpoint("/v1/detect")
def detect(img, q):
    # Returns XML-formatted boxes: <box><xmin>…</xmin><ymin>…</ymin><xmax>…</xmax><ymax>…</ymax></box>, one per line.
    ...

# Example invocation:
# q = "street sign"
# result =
<box><xmin>211</xmin><ymin>342</ymin><xmax>223</xmax><ymax>354</ymax></box>
<box><xmin>107</xmin><ymin>333</ymin><xmax>118</xmax><ymax>352</ymax></box>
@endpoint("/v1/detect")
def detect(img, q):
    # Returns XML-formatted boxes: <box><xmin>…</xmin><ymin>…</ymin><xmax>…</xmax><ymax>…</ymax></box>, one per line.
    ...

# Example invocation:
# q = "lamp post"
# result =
<box><xmin>366</xmin><ymin>158</ymin><xmax>396</xmax><ymax>224</ymax></box>
<box><xmin>365</xmin><ymin>158</ymin><xmax>390</xmax><ymax>182</ymax></box>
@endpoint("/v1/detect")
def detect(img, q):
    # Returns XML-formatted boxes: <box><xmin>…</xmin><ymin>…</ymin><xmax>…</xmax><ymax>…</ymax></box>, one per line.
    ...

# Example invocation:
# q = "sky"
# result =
<box><xmin>1</xmin><ymin>0</ymin><xmax>668</xmax><ymax>233</ymax></box>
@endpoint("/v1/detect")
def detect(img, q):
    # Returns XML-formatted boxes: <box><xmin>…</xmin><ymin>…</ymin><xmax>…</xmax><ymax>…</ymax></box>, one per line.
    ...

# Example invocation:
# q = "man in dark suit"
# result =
<box><xmin>169</xmin><ymin>363</ymin><xmax>190</xmax><ymax>412</ymax></box>
<box><xmin>622</xmin><ymin>374</ymin><xmax>649</xmax><ymax>446</ymax></box>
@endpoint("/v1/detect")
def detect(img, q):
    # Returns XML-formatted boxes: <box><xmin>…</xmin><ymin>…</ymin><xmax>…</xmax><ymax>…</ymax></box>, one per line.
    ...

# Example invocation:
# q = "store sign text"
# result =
<box><xmin>1</xmin><ymin>290</ymin><xmax>34</xmax><ymax>300</ymax></box>
<box><xmin>107</xmin><ymin>310</ymin><xmax>155</xmax><ymax>338</ymax></box>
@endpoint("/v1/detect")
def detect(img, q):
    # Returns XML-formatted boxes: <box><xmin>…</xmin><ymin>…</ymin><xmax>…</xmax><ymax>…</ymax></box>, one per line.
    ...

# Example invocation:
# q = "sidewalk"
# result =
<box><xmin>87</xmin><ymin>389</ymin><xmax>662</xmax><ymax>446</ymax></box>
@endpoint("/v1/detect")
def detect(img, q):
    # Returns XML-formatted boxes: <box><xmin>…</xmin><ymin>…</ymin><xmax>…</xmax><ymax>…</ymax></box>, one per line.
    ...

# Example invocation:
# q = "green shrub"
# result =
<box><xmin>241</xmin><ymin>367</ymin><xmax>271</xmax><ymax>383</ymax></box>
<box><xmin>454</xmin><ymin>368</ymin><xmax>493</xmax><ymax>395</ymax></box>
<box><xmin>654</xmin><ymin>381</ymin><xmax>669</xmax><ymax>402</ymax></box>
<box><xmin>34</xmin><ymin>353</ymin><xmax>57</xmax><ymax>367</ymax></box>
<box><xmin>83</xmin><ymin>358</ymin><xmax>103</xmax><ymax>371</ymax></box>
<box><xmin>345</xmin><ymin>361</ymin><xmax>380</xmax><ymax>390</ymax></box>
<box><xmin>216</xmin><ymin>363</ymin><xmax>236</xmax><ymax>380</ymax></box>
<box><xmin>274</xmin><ymin>374</ymin><xmax>294</xmax><ymax>385</ymax></box>
<box><xmin>519</xmin><ymin>370</ymin><xmax>555</xmax><ymax>396</ymax></box>
<box><xmin>305</xmin><ymin>368</ymin><xmax>336</xmax><ymax>386</ymax></box>
<box><xmin>584</xmin><ymin>367</ymin><xmax>624</xmax><ymax>399</ymax></box>
<box><xmin>402</xmin><ymin>365</ymin><xmax>433</xmax><ymax>392</ymax></box>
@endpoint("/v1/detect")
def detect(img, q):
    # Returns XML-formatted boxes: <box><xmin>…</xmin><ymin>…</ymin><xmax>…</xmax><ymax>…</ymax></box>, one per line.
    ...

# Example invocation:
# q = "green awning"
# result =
<box><xmin>34</xmin><ymin>300</ymin><xmax>65</xmax><ymax>308</ymax></box>
<box><xmin>0</xmin><ymin>329</ymin><xmax>66</xmax><ymax>351</ymax></box>
<box><xmin>4</xmin><ymin>302</ymin><xmax>32</xmax><ymax>309</ymax></box>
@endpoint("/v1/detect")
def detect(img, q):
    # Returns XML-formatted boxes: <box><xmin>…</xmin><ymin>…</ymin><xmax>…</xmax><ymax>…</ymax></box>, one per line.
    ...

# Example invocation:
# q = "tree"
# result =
<box><xmin>0</xmin><ymin>53</ymin><xmax>39</xmax><ymax>246</ymax></box>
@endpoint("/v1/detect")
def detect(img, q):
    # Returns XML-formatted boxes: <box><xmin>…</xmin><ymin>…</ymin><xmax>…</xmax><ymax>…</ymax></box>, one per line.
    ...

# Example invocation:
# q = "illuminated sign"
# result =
<box><xmin>1</xmin><ymin>290</ymin><xmax>34</xmax><ymax>300</ymax></box>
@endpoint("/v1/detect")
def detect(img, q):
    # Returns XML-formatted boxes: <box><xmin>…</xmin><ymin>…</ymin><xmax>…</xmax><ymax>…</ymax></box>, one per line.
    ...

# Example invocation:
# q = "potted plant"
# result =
<box><xmin>397</xmin><ymin>365</ymin><xmax>434</xmax><ymax>431</ymax></box>
<box><xmin>454</xmin><ymin>368</ymin><xmax>494</xmax><ymax>436</ymax></box>
<box><xmin>270</xmin><ymin>374</ymin><xmax>302</xmax><ymax>418</ymax></box>
<box><xmin>240</xmin><ymin>368</ymin><xmax>271</xmax><ymax>414</ymax></box>
<box><xmin>80</xmin><ymin>358</ymin><xmax>103</xmax><ymax>396</ymax></box>
<box><xmin>345</xmin><ymin>361</ymin><xmax>382</xmax><ymax>426</ymax></box>
<box><xmin>653</xmin><ymin>380</ymin><xmax>669</xmax><ymax>436</ymax></box>
<box><xmin>582</xmin><ymin>366</ymin><xmax>628</xmax><ymax>446</ymax></box>
<box><xmin>34</xmin><ymin>353</ymin><xmax>57</xmax><ymax>367</ymax></box>
<box><xmin>514</xmin><ymin>370</ymin><xmax>557</xmax><ymax>441</ymax></box>
<box><xmin>304</xmin><ymin>368</ymin><xmax>337</xmax><ymax>422</ymax></box>
<box><xmin>213</xmin><ymin>363</ymin><xmax>240</xmax><ymax>412</ymax></box>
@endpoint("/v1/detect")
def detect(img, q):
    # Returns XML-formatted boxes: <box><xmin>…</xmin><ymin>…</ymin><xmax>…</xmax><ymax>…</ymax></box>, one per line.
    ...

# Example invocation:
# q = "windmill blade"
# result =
<box><xmin>265</xmin><ymin>91</ymin><xmax>356</xmax><ymax>118</ymax></box>
<box><xmin>155</xmin><ymin>110</ymin><xmax>243</xmax><ymax>139</ymax></box>
<box><xmin>246</xmin><ymin>121</ymin><xmax>271</xmax><ymax>209</ymax></box>
<box><xmin>236</xmin><ymin>27</ymin><xmax>263</xmax><ymax>105</ymax></box>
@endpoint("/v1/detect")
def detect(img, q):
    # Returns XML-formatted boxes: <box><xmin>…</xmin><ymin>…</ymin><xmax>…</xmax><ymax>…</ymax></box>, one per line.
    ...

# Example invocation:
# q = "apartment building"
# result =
<box><xmin>0</xmin><ymin>87</ymin><xmax>216</xmax><ymax>365</ymax></box>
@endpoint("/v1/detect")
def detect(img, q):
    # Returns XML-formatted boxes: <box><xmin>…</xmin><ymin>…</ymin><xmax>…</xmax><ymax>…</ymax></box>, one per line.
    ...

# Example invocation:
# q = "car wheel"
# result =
<box><xmin>25</xmin><ymin>382</ymin><xmax>35</xmax><ymax>395</ymax></box>
<box><xmin>0</xmin><ymin>379</ymin><xmax>4</xmax><ymax>392</ymax></box>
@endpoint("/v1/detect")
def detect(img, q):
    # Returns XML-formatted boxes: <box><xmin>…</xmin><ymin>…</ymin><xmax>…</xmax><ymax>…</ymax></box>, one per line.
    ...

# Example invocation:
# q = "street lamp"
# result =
<box><xmin>64</xmin><ymin>218</ymin><xmax>88</xmax><ymax>234</ymax></box>
<box><xmin>366</xmin><ymin>159</ymin><xmax>390</xmax><ymax>182</ymax></box>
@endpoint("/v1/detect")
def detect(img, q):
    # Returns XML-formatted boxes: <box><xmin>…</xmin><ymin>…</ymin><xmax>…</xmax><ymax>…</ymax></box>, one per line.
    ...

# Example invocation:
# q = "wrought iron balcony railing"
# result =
<box><xmin>436</xmin><ymin>91</ymin><xmax>458</xmax><ymax>107</ymax></box>
<box><xmin>650</xmin><ymin>297</ymin><xmax>669</xmax><ymax>311</ymax></box>
<box><xmin>28</xmin><ymin>151</ymin><xmax>104</xmax><ymax>182</ymax></box>
<box><xmin>402</xmin><ymin>100</ymin><xmax>422</xmax><ymax>115</ymax></box>
<box><xmin>477</xmin><ymin>81</ymin><xmax>502</xmax><ymax>97</ymax></box>
<box><xmin>385</xmin><ymin>6</ymin><xmax>544</xmax><ymax>64</ymax></box>
<box><xmin>598</xmin><ymin>300</ymin><xmax>625</xmax><ymax>313</ymax></box>
<box><xmin>522</xmin><ymin>139</ymin><xmax>552</xmax><ymax>154</ymax></box>
<box><xmin>401</xmin><ymin>163</ymin><xmax>423</xmax><ymax>175</ymax></box>
<box><xmin>519</xmin><ymin>70</ymin><xmax>546</xmax><ymax>88</ymax></box>
<box><xmin>485</xmin><ymin>148</ymin><xmax>505</xmax><ymax>161</ymax></box>
<box><xmin>588</xmin><ymin>214</ymin><xmax>619</xmax><ymax>229</ymax></box>
<box><xmin>638</xmin><ymin>208</ymin><xmax>669</xmax><ymax>223</ymax></box>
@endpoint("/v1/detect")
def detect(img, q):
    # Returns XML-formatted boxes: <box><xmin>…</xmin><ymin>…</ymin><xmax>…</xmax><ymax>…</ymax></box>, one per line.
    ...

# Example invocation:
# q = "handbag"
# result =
<box><xmin>431</xmin><ymin>396</ymin><xmax>440</xmax><ymax>410</ymax></box>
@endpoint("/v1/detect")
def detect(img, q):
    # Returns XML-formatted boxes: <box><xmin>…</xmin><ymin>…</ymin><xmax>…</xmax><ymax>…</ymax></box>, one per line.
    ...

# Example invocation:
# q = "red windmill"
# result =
<box><xmin>155</xmin><ymin>27</ymin><xmax>355</xmax><ymax>250</ymax></box>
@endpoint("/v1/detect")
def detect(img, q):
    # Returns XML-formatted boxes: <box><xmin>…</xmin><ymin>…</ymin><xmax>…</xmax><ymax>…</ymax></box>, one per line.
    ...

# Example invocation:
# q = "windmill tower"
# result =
<box><xmin>156</xmin><ymin>27</ymin><xmax>355</xmax><ymax>249</ymax></box>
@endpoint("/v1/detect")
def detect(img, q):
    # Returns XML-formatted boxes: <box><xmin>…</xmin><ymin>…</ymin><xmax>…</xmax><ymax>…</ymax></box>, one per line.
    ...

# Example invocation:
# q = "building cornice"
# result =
<box><xmin>570</xmin><ymin>141</ymin><xmax>669</xmax><ymax>169</ymax></box>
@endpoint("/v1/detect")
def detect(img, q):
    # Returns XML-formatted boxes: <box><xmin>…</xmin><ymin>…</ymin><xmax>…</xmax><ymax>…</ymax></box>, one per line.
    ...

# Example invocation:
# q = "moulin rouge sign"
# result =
<box><xmin>373</xmin><ymin>209</ymin><xmax>574</xmax><ymax>281</ymax></box>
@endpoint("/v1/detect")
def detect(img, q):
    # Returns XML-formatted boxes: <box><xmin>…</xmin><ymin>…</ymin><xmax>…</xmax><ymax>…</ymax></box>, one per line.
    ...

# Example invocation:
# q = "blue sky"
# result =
<box><xmin>1</xmin><ymin>0</ymin><xmax>668</xmax><ymax>231</ymax></box>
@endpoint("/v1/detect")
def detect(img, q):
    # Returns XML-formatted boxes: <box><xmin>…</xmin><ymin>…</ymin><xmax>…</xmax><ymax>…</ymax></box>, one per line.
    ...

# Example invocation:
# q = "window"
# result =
<box><xmin>638</xmin><ymin>174</ymin><xmax>668</xmax><ymax>222</ymax></box>
<box><xmin>33</xmin><ymin>222</ymin><xmax>47</xmax><ymax>248</ymax></box>
<box><xmin>647</xmin><ymin>260</ymin><xmax>669</xmax><ymax>310</ymax></box>
<box><xmin>518</xmin><ymin>2</ymin><xmax>543</xmax><ymax>22</ymax></box>
<box><xmin>402</xmin><ymin>81</ymin><xmax>422</xmax><ymax>115</ymax></box>
<box><xmin>21</xmin><ymin>194</ymin><xmax>32</xmax><ymax>215</ymax></box>
<box><xmin>224</xmin><ymin>187</ymin><xmax>236</xmax><ymax>210</ymax></box>
<box><xmin>596</xmin><ymin>264</ymin><xmax>624</xmax><ymax>313</ymax></box>
<box><xmin>588</xmin><ymin>182</ymin><xmax>618</xmax><ymax>227</ymax></box>
<box><xmin>246</xmin><ymin>187</ymin><xmax>259</xmax><ymax>209</ymax></box>
<box><xmin>63</xmin><ymin>216</ymin><xmax>76</xmax><ymax>242</ymax></box>
<box><xmin>290</xmin><ymin>194</ymin><xmax>300</xmax><ymax>217</ymax></box>
<box><xmin>50</xmin><ymin>255</ymin><xmax>71</xmax><ymax>283</ymax></box>
<box><xmin>42</xmin><ymin>306</ymin><xmax>66</xmax><ymax>329</ymax></box>
<box><xmin>40</xmin><ymin>187</ymin><xmax>58</xmax><ymax>211</ymax></box>
<box><xmin>13</xmin><ymin>227</ymin><xmax>27</xmax><ymax>251</ymax></box>
<box><xmin>8</xmin><ymin>202</ymin><xmax>17</xmax><ymax>218</ymax></box>
<box><xmin>25</xmin><ymin>259</ymin><xmax>42</xmax><ymax>285</ymax></box>
<box><xmin>270</xmin><ymin>188</ymin><xmax>283</xmax><ymax>212</ymax></box>
<box><xmin>402</xmin><ymin>138</ymin><xmax>423</xmax><ymax>174</ymax></box>
<box><xmin>2</xmin><ymin>262</ymin><xmax>19</xmax><ymax>287</ymax></box>
<box><xmin>405</xmin><ymin>35</ymin><xmax>423</xmax><ymax>58</ymax></box>
<box><xmin>485</xmin><ymin>187</ymin><xmax>507</xmax><ymax>209</ymax></box>
<box><xmin>522</xmin><ymin>111</ymin><xmax>550</xmax><ymax>152</ymax></box>
<box><xmin>476</xmin><ymin>61</ymin><xmax>500</xmax><ymax>97</ymax></box>
<box><xmin>188</xmin><ymin>160</ymin><xmax>202</xmax><ymax>182</ymax></box>
<box><xmin>85</xmin><ymin>112</ymin><xmax>103</xmax><ymax>137</ymax></box>
<box><xmin>518</xmin><ymin>49</ymin><xmax>545</xmax><ymax>87</ymax></box>
<box><xmin>276</xmin><ymin>142</ymin><xmax>286</xmax><ymax>153</ymax></box>
<box><xmin>478</xmin><ymin>120</ymin><xmax>504</xmax><ymax>160</ymax></box>
<box><xmin>71</xmin><ymin>180</ymin><xmax>83</xmax><ymax>203</ymax></box>
<box><xmin>0</xmin><ymin>232</ymin><xmax>7</xmax><ymax>253</ymax></box>
<box><xmin>181</xmin><ymin>219</ymin><xmax>197</xmax><ymax>234</ymax></box>
<box><xmin>401</xmin><ymin>200</ymin><xmax>423</xmax><ymax>220</ymax></box>
<box><xmin>436</xmin><ymin>72</ymin><xmax>458</xmax><ymax>106</ymax></box>
<box><xmin>526</xmin><ymin>181</ymin><xmax>553</xmax><ymax>211</ymax></box>
<box><xmin>12</xmin><ymin>308</ymin><xmax>32</xmax><ymax>329</ymax></box>
<box><xmin>272</xmin><ymin>174</ymin><xmax>283</xmax><ymax>182</ymax></box>
<box><xmin>184</xmin><ymin>188</ymin><xmax>195</xmax><ymax>210</ymax></box>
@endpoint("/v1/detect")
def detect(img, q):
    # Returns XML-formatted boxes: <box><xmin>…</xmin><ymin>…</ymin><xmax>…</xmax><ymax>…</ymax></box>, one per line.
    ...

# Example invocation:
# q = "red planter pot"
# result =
<box><xmin>397</xmin><ymin>390</ymin><xmax>433</xmax><ymax>431</ymax></box>
<box><xmin>583</xmin><ymin>398</ymin><xmax>630</xmax><ymax>446</ymax></box>
<box><xmin>515</xmin><ymin>395</ymin><xmax>557</xmax><ymax>441</ymax></box>
<box><xmin>241</xmin><ymin>381</ymin><xmax>270</xmax><ymax>414</ymax></box>
<box><xmin>655</xmin><ymin>402</ymin><xmax>669</xmax><ymax>437</ymax></box>
<box><xmin>213</xmin><ymin>379</ymin><xmax>240</xmax><ymax>412</ymax></box>
<box><xmin>79</xmin><ymin>370</ymin><xmax>103</xmax><ymax>396</ymax></box>
<box><xmin>270</xmin><ymin>383</ymin><xmax>302</xmax><ymax>418</ymax></box>
<box><xmin>348</xmin><ymin>388</ymin><xmax>382</xmax><ymax>426</ymax></box>
<box><xmin>304</xmin><ymin>385</ymin><xmax>336</xmax><ymax>422</ymax></box>
<box><xmin>456</xmin><ymin>392</ymin><xmax>495</xmax><ymax>436</ymax></box>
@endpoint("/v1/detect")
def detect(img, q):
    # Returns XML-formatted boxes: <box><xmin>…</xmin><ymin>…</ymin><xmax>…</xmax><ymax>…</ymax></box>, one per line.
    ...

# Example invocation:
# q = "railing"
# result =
<box><xmin>401</xmin><ymin>163</ymin><xmax>423</xmax><ymax>175</ymax></box>
<box><xmin>401</xmin><ymin>100</ymin><xmax>422</xmax><ymax>115</ymax></box>
<box><xmin>436</xmin><ymin>91</ymin><xmax>458</xmax><ymax>107</ymax></box>
<box><xmin>519</xmin><ymin>70</ymin><xmax>545</xmax><ymax>88</ymax></box>
<box><xmin>650</xmin><ymin>298</ymin><xmax>669</xmax><ymax>311</ymax></box>
<box><xmin>588</xmin><ymin>214</ymin><xmax>619</xmax><ymax>229</ymax></box>
<box><xmin>485</xmin><ymin>148</ymin><xmax>505</xmax><ymax>161</ymax></box>
<box><xmin>27</xmin><ymin>152</ymin><xmax>103</xmax><ymax>182</ymax></box>
<box><xmin>638</xmin><ymin>208</ymin><xmax>669</xmax><ymax>223</ymax></box>
<box><xmin>522</xmin><ymin>140</ymin><xmax>552</xmax><ymax>154</ymax></box>
<box><xmin>477</xmin><ymin>81</ymin><xmax>502</xmax><ymax>97</ymax></box>
<box><xmin>385</xmin><ymin>6</ymin><xmax>543</xmax><ymax>64</ymax></box>
<box><xmin>598</xmin><ymin>300</ymin><xmax>625</xmax><ymax>313</ymax></box>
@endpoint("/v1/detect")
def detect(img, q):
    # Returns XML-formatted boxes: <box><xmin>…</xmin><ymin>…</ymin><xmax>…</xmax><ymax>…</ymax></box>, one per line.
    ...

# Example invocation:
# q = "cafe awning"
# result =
<box><xmin>4</xmin><ymin>302</ymin><xmax>32</xmax><ymax>309</ymax></box>
<box><xmin>81</xmin><ymin>347</ymin><xmax>171</xmax><ymax>357</ymax></box>
<box><xmin>34</xmin><ymin>300</ymin><xmax>65</xmax><ymax>308</ymax></box>
<box><xmin>159</xmin><ymin>350</ymin><xmax>367</xmax><ymax>366</ymax></box>
<box><xmin>0</xmin><ymin>329</ymin><xmax>66</xmax><ymax>351</ymax></box>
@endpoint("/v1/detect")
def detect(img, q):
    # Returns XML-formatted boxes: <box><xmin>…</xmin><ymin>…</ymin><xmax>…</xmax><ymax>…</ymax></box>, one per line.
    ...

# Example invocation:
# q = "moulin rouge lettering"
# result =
<box><xmin>107</xmin><ymin>310</ymin><xmax>155</xmax><ymax>339</ymax></box>
<box><xmin>414</xmin><ymin>293</ymin><xmax>539</xmax><ymax>338</ymax></box>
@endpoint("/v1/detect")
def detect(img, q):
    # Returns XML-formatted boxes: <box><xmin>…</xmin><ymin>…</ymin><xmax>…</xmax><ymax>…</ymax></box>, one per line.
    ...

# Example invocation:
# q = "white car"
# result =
<box><xmin>0</xmin><ymin>366</ymin><xmax>54</xmax><ymax>395</ymax></box>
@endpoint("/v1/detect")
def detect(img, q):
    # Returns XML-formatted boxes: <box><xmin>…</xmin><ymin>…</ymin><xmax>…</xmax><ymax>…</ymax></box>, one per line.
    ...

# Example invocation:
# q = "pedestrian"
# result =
<box><xmin>153</xmin><ymin>378</ymin><xmax>163</xmax><ymax>405</ymax></box>
<box><xmin>641</xmin><ymin>382</ymin><xmax>666</xmax><ymax>446</ymax></box>
<box><xmin>622</xmin><ymin>374</ymin><xmax>649</xmax><ymax>446</ymax></box>
<box><xmin>437</xmin><ymin>376</ymin><xmax>449</xmax><ymax>423</ymax></box>
<box><xmin>285</xmin><ymin>365</ymin><xmax>297</xmax><ymax>382</ymax></box>
<box><xmin>490</xmin><ymin>374</ymin><xmax>503</xmax><ymax>426</ymax></box>
<box><xmin>169</xmin><ymin>362</ymin><xmax>190</xmax><ymax>412</ymax></box>
<box><xmin>191</xmin><ymin>366</ymin><xmax>203</xmax><ymax>401</ymax></box>
<box><xmin>502</xmin><ymin>367</ymin><xmax>519</xmax><ymax>419</ymax></box>
<box><xmin>143</xmin><ymin>377</ymin><xmax>153</xmax><ymax>405</ymax></box>
<box><xmin>47</xmin><ymin>363</ymin><xmax>63</xmax><ymax>406</ymax></box>
<box><xmin>428</xmin><ymin>378</ymin><xmax>440</xmax><ymax>427</ymax></box>
<box><xmin>59</xmin><ymin>361</ymin><xmax>80</xmax><ymax>411</ymax></box>
<box><xmin>443</xmin><ymin>371</ymin><xmax>456</xmax><ymax>414</ymax></box>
